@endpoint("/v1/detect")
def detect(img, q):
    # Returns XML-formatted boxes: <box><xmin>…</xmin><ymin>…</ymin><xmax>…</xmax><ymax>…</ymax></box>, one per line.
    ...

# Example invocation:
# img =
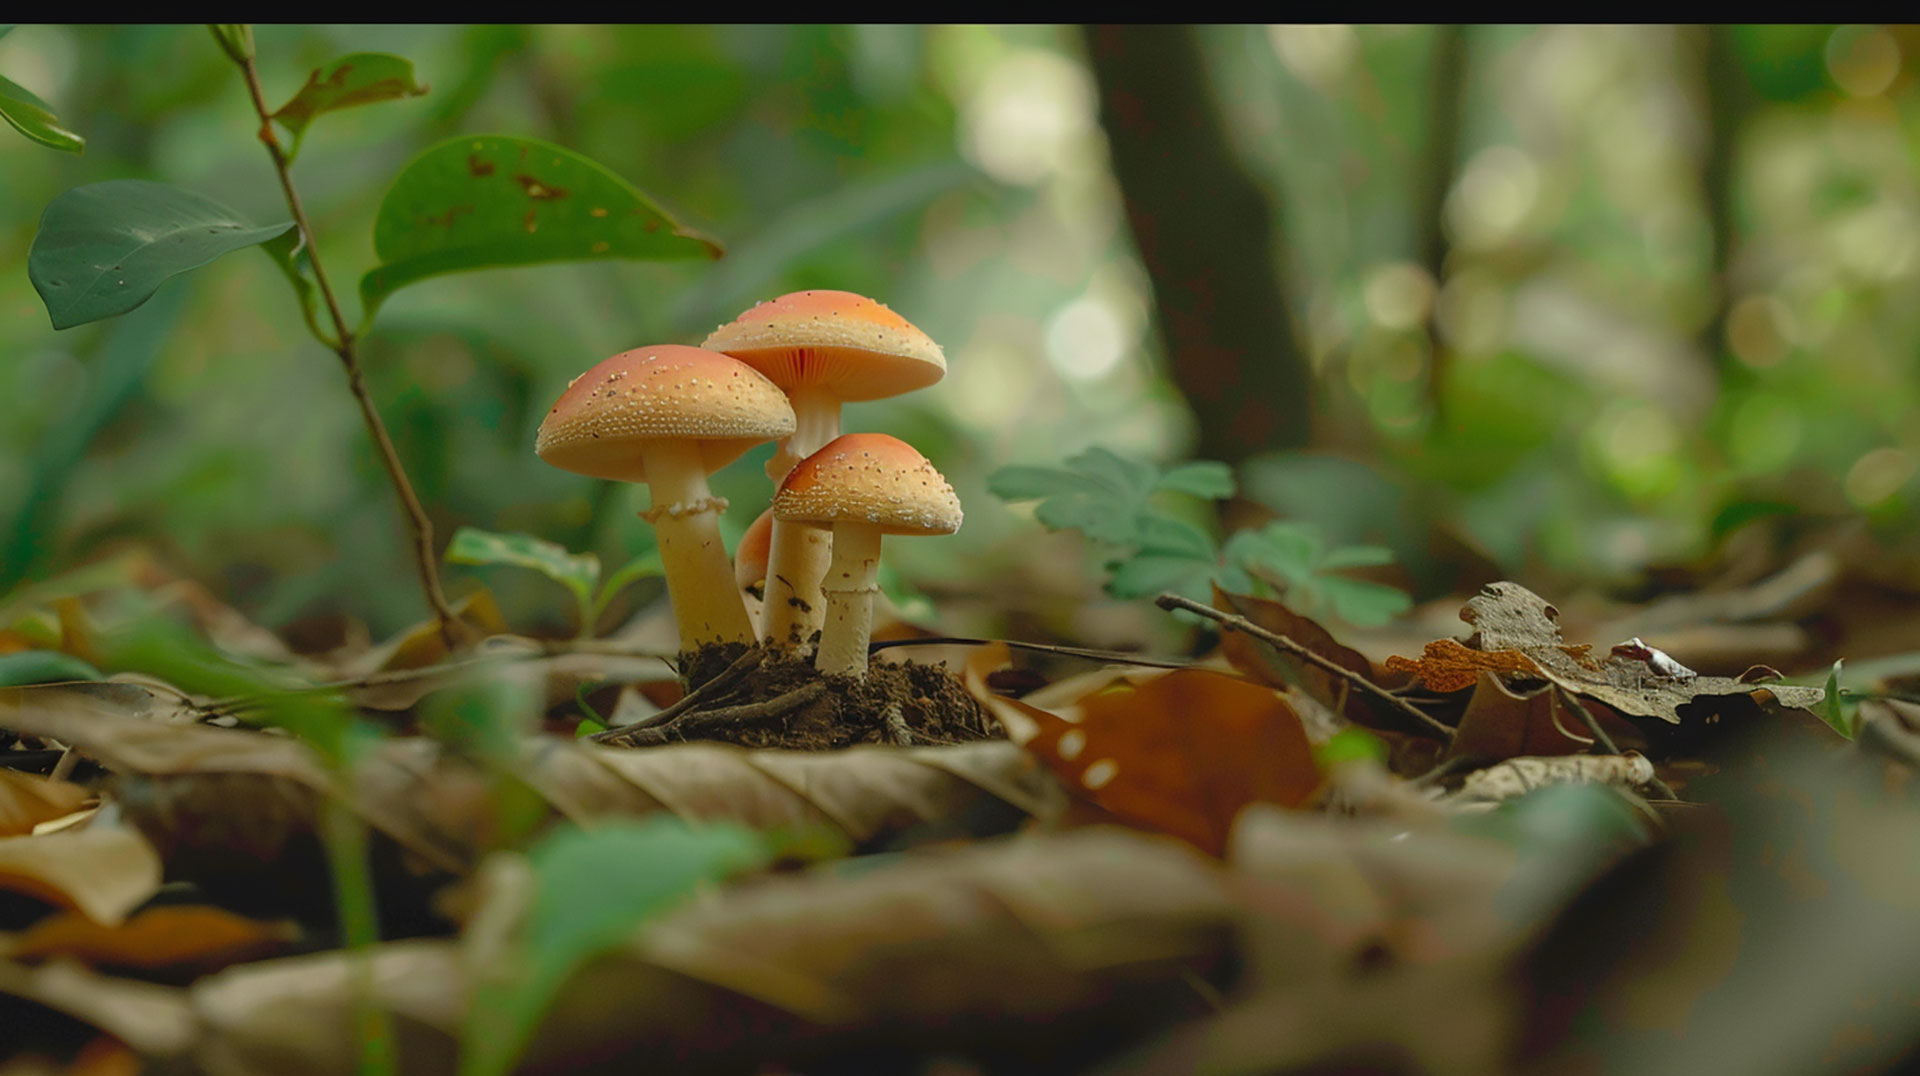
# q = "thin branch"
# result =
<box><xmin>223</xmin><ymin>39</ymin><xmax>469</xmax><ymax>649</ymax></box>
<box><xmin>1156</xmin><ymin>591</ymin><xmax>1455</xmax><ymax>740</ymax></box>
<box><xmin>869</xmin><ymin>635</ymin><xmax>1192</xmax><ymax>669</ymax></box>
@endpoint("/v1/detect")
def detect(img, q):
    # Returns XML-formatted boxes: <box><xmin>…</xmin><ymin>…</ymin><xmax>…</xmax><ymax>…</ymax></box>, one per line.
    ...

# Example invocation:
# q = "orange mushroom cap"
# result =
<box><xmin>535</xmin><ymin>345</ymin><xmax>795</xmax><ymax>483</ymax></box>
<box><xmin>702</xmin><ymin>290</ymin><xmax>946</xmax><ymax>402</ymax></box>
<box><xmin>774</xmin><ymin>433</ymin><xmax>962</xmax><ymax>536</ymax></box>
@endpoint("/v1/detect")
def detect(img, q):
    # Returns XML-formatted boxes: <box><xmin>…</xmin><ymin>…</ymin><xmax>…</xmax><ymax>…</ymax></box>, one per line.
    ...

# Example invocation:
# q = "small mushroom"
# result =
<box><xmin>773</xmin><ymin>433</ymin><xmax>961</xmax><ymax>677</ymax></box>
<box><xmin>536</xmin><ymin>345</ymin><xmax>794</xmax><ymax>651</ymax></box>
<box><xmin>705</xmin><ymin>291</ymin><xmax>945</xmax><ymax>653</ymax></box>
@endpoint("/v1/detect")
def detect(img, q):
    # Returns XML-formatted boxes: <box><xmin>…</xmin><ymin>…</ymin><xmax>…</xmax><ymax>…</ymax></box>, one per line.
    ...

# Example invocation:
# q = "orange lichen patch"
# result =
<box><xmin>1384</xmin><ymin>638</ymin><xmax>1545</xmax><ymax>693</ymax></box>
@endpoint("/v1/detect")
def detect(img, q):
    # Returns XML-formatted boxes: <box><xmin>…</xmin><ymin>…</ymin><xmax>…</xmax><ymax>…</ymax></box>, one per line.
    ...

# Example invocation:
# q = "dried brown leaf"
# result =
<box><xmin>1213</xmin><ymin>586</ymin><xmax>1375</xmax><ymax>708</ymax></box>
<box><xmin>0</xmin><ymin>770</ymin><xmax>92</xmax><ymax>838</ymax></box>
<box><xmin>1448</xmin><ymin>671</ymin><xmax>1646</xmax><ymax>762</ymax></box>
<box><xmin>4</xmin><ymin>906</ymin><xmax>296</xmax><ymax>973</ymax></box>
<box><xmin>0</xmin><ymin>958</ymin><xmax>196</xmax><ymax>1059</ymax></box>
<box><xmin>964</xmin><ymin>647</ymin><xmax>1319</xmax><ymax>856</ymax></box>
<box><xmin>1391</xmin><ymin>582</ymin><xmax>1826</xmax><ymax>724</ymax></box>
<box><xmin>0</xmin><ymin>827</ymin><xmax>161</xmax><ymax>927</ymax></box>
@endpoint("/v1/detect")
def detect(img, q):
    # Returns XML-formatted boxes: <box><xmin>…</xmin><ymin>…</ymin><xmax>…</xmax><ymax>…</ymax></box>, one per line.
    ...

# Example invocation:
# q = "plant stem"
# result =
<box><xmin>1156</xmin><ymin>591</ymin><xmax>1456</xmax><ymax>741</ymax></box>
<box><xmin>225</xmin><ymin>39</ymin><xmax>468</xmax><ymax>649</ymax></box>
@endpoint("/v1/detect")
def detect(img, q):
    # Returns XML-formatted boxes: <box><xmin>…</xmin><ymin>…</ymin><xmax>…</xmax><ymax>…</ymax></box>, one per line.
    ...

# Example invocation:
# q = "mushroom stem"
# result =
<box><xmin>639</xmin><ymin>439</ymin><xmax>755</xmax><ymax>648</ymax></box>
<box><xmin>762</xmin><ymin>385</ymin><xmax>843</xmax><ymax>654</ymax></box>
<box><xmin>814</xmin><ymin>523</ymin><xmax>883</xmax><ymax>677</ymax></box>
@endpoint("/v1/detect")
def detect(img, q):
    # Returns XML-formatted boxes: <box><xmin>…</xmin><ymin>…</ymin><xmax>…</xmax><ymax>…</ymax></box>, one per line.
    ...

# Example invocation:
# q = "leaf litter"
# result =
<box><xmin>8</xmin><ymin>553</ymin><xmax>1920</xmax><ymax>1075</ymax></box>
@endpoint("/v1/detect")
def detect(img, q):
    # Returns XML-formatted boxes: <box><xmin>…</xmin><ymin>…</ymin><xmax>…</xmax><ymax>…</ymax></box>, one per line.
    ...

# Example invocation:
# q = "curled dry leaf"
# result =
<box><xmin>4</xmin><ymin>905</ymin><xmax>296</xmax><ymax>974</ymax></box>
<box><xmin>965</xmin><ymin>644</ymin><xmax>1320</xmax><ymax>856</ymax></box>
<box><xmin>1386</xmin><ymin>582</ymin><xmax>1826</xmax><ymax>725</ymax></box>
<box><xmin>1448</xmin><ymin>671</ymin><xmax>1646</xmax><ymax>763</ymax></box>
<box><xmin>0</xmin><ymin>958</ymin><xmax>197</xmax><ymax>1060</ymax></box>
<box><xmin>0</xmin><ymin>769</ymin><xmax>93</xmax><ymax>838</ymax></box>
<box><xmin>0</xmin><ymin>827</ymin><xmax>162</xmax><ymax>927</ymax></box>
<box><xmin>1448</xmin><ymin>754</ymin><xmax>1658</xmax><ymax>809</ymax></box>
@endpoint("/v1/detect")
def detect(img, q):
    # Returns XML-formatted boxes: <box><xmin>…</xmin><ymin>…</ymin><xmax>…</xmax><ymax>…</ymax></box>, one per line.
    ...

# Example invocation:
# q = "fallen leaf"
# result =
<box><xmin>1213</xmin><ymin>585</ymin><xmax>1376</xmax><ymax>712</ymax></box>
<box><xmin>5</xmin><ymin>905</ymin><xmax>296</xmax><ymax>973</ymax></box>
<box><xmin>1448</xmin><ymin>671</ymin><xmax>1646</xmax><ymax>762</ymax></box>
<box><xmin>0</xmin><ymin>770</ymin><xmax>93</xmax><ymax>838</ymax></box>
<box><xmin>0</xmin><ymin>827</ymin><xmax>162</xmax><ymax>926</ymax></box>
<box><xmin>966</xmin><ymin>648</ymin><xmax>1319</xmax><ymax>855</ymax></box>
<box><xmin>1387</xmin><ymin>582</ymin><xmax>1826</xmax><ymax>724</ymax></box>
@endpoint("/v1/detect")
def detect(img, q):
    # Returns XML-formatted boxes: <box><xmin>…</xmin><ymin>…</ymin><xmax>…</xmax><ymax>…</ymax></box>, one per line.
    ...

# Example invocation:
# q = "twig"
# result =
<box><xmin>612</xmin><ymin>680</ymin><xmax>827</xmax><ymax>747</ymax></box>
<box><xmin>47</xmin><ymin>745</ymin><xmax>80</xmax><ymax>783</ymax></box>
<box><xmin>1155</xmin><ymin>591</ymin><xmax>1455</xmax><ymax>741</ymax></box>
<box><xmin>869</xmin><ymin>635</ymin><xmax>1191</xmax><ymax>668</ymax></box>
<box><xmin>223</xmin><ymin>37</ymin><xmax>468</xmax><ymax>650</ymax></box>
<box><xmin>1553</xmin><ymin>683</ymin><xmax>1680</xmax><ymax>801</ymax></box>
<box><xmin>588</xmin><ymin>645</ymin><xmax>767</xmax><ymax>742</ymax></box>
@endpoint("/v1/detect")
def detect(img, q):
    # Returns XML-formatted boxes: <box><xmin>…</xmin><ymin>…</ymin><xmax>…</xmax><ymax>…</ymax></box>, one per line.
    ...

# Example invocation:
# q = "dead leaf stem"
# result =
<box><xmin>1553</xmin><ymin>683</ymin><xmax>1679</xmax><ymax>801</ymax></box>
<box><xmin>225</xmin><ymin>41</ymin><xmax>468</xmax><ymax>651</ymax></box>
<box><xmin>1155</xmin><ymin>592</ymin><xmax>1455</xmax><ymax>741</ymax></box>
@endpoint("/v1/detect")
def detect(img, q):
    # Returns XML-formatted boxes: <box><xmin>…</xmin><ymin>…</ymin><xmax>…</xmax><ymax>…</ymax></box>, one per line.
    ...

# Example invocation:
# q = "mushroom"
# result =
<box><xmin>772</xmin><ymin>433</ymin><xmax>961</xmax><ymax>677</ymax></box>
<box><xmin>535</xmin><ymin>345</ymin><xmax>794</xmax><ymax>651</ymax></box>
<box><xmin>734</xmin><ymin>506</ymin><xmax>775</xmax><ymax>634</ymax></box>
<box><xmin>704</xmin><ymin>291</ymin><xmax>945</xmax><ymax>653</ymax></box>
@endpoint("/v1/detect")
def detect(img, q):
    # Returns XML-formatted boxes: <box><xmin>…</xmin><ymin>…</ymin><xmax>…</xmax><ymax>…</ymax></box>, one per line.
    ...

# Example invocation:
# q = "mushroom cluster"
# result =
<box><xmin>535</xmin><ymin>291</ymin><xmax>959</xmax><ymax>682</ymax></box>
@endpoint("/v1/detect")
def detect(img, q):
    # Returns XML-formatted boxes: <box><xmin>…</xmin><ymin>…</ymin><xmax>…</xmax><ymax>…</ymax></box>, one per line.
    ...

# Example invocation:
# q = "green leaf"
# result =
<box><xmin>1155</xmin><ymin>460</ymin><xmax>1236</xmax><ymax>500</ymax></box>
<box><xmin>28</xmin><ymin>180</ymin><xmax>293</xmax><ymax>330</ymax></box>
<box><xmin>985</xmin><ymin>464</ymin><xmax>1107</xmax><ymax>502</ymax></box>
<box><xmin>1817</xmin><ymin>659</ymin><xmax>1855</xmax><ymax>739</ymax></box>
<box><xmin>1313</xmin><ymin>727</ymin><xmax>1387</xmax><ymax>768</ymax></box>
<box><xmin>1318</xmin><ymin>575</ymin><xmax>1413</xmax><ymax>627</ymax></box>
<box><xmin>0</xmin><ymin>72</ymin><xmax>83</xmax><ymax>153</ymax></box>
<box><xmin>1035</xmin><ymin>496</ymin><xmax>1140</xmax><ymax>546</ymax></box>
<box><xmin>260</xmin><ymin>228</ymin><xmax>326</xmax><ymax>342</ymax></box>
<box><xmin>0</xmin><ymin>650</ymin><xmax>103</xmax><ymax>687</ymax></box>
<box><xmin>1070</xmin><ymin>446</ymin><xmax>1158</xmax><ymax>501</ymax></box>
<box><xmin>1318</xmin><ymin>544</ymin><xmax>1397</xmax><ymax>570</ymax></box>
<box><xmin>270</xmin><ymin>52</ymin><xmax>428</xmax><ymax>159</ymax></box>
<box><xmin>360</xmin><ymin>134</ymin><xmax>722</xmax><ymax>324</ymax></box>
<box><xmin>588</xmin><ymin>549</ymin><xmax>664</xmax><ymax>628</ymax></box>
<box><xmin>1136</xmin><ymin>514</ymin><xmax>1217</xmax><ymax>560</ymax></box>
<box><xmin>461</xmin><ymin>820</ymin><xmax>767</xmax><ymax>1076</ymax></box>
<box><xmin>1107</xmin><ymin>552</ymin><xmax>1215</xmax><ymax>600</ymax></box>
<box><xmin>446</xmin><ymin>526</ymin><xmax>599</xmax><ymax>615</ymax></box>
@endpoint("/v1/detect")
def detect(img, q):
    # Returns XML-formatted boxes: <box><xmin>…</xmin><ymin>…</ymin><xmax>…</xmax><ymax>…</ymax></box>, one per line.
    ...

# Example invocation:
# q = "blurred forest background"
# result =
<box><xmin>3</xmin><ymin>24</ymin><xmax>1917</xmax><ymax>655</ymax></box>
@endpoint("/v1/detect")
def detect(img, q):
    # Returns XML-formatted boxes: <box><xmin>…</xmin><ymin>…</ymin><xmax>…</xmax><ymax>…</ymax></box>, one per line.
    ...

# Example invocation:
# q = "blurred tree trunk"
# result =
<box><xmin>1697</xmin><ymin>24</ymin><xmax>1754</xmax><ymax>372</ymax></box>
<box><xmin>1413</xmin><ymin>25</ymin><xmax>1468</xmax><ymax>417</ymax></box>
<box><xmin>1082</xmin><ymin>25</ymin><xmax>1311</xmax><ymax>465</ymax></box>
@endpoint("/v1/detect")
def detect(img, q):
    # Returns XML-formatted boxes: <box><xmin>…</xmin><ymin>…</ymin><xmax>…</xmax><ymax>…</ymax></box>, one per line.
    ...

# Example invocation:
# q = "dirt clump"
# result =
<box><xmin>618</xmin><ymin>648</ymin><xmax>998</xmax><ymax>750</ymax></box>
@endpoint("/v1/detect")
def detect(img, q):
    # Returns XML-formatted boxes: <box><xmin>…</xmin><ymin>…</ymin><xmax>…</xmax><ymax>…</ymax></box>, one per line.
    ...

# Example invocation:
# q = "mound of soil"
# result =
<box><xmin>623</xmin><ymin>646</ymin><xmax>999</xmax><ymax>750</ymax></box>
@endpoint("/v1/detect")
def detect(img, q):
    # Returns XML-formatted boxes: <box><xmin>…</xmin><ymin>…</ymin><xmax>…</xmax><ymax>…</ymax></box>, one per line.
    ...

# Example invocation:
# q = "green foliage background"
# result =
<box><xmin>2</xmin><ymin>26</ymin><xmax>1916</xmax><ymax>639</ymax></box>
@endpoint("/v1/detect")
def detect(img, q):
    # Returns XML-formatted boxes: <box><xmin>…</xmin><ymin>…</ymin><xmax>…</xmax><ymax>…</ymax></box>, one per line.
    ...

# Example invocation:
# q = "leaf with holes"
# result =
<box><xmin>964</xmin><ymin>656</ymin><xmax>1319</xmax><ymax>856</ymax></box>
<box><xmin>360</xmin><ymin>134</ymin><xmax>722</xmax><ymax>323</ymax></box>
<box><xmin>270</xmin><ymin>52</ymin><xmax>427</xmax><ymax>160</ymax></box>
<box><xmin>29</xmin><ymin>181</ymin><xmax>293</xmax><ymax>330</ymax></box>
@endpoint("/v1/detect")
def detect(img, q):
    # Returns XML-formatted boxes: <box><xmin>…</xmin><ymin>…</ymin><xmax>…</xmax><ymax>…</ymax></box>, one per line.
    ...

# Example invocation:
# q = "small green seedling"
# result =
<box><xmin>446</xmin><ymin>526</ymin><xmax>662</xmax><ymax>638</ymax></box>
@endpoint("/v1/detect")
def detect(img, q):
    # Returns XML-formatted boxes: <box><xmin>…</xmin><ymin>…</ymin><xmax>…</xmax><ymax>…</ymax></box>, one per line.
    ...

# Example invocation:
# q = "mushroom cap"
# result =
<box><xmin>536</xmin><ymin>345</ymin><xmax>795</xmax><ymax>482</ymax></box>
<box><xmin>702</xmin><ymin>290</ymin><xmax>946</xmax><ymax>403</ymax></box>
<box><xmin>734</xmin><ymin>507</ymin><xmax>775</xmax><ymax>590</ymax></box>
<box><xmin>774</xmin><ymin>433</ymin><xmax>963</xmax><ymax>536</ymax></box>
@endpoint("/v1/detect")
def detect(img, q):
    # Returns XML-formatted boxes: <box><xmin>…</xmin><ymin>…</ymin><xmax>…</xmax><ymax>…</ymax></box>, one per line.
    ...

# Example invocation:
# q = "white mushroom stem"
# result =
<box><xmin>814</xmin><ymin>523</ymin><xmax>883</xmax><ymax>677</ymax></box>
<box><xmin>638</xmin><ymin>439</ymin><xmax>754</xmax><ymax>648</ymax></box>
<box><xmin>762</xmin><ymin>385</ymin><xmax>843</xmax><ymax>654</ymax></box>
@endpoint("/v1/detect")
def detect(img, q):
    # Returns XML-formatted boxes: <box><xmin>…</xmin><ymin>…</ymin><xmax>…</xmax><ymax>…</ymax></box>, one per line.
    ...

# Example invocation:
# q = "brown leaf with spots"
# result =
<box><xmin>965</xmin><ymin>646</ymin><xmax>1319</xmax><ymax>855</ymax></box>
<box><xmin>5</xmin><ymin>905</ymin><xmax>296</xmax><ymax>974</ymax></box>
<box><xmin>1389</xmin><ymin>582</ymin><xmax>1827</xmax><ymax>725</ymax></box>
